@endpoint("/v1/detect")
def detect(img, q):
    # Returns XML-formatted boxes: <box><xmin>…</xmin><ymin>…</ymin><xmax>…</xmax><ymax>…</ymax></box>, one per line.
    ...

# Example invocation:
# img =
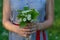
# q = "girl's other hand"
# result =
<box><xmin>24</xmin><ymin>22</ymin><xmax>38</xmax><ymax>33</ymax></box>
<box><xmin>17</xmin><ymin>26</ymin><xmax>32</xmax><ymax>37</ymax></box>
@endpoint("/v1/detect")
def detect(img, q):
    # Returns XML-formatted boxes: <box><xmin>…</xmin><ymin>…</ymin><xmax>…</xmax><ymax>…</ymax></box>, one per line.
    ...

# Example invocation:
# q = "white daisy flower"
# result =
<box><xmin>23</xmin><ymin>18</ymin><xmax>26</xmax><ymax>22</ymax></box>
<box><xmin>19</xmin><ymin>18</ymin><xmax>22</xmax><ymax>22</ymax></box>
<box><xmin>35</xmin><ymin>9</ymin><xmax>39</xmax><ymax>13</ymax></box>
<box><xmin>27</xmin><ymin>14</ymin><xmax>31</xmax><ymax>17</ymax></box>
<box><xmin>22</xmin><ymin>10</ymin><xmax>32</xmax><ymax>13</ymax></box>
<box><xmin>55</xmin><ymin>36</ymin><xmax>58</xmax><ymax>39</ymax></box>
<box><xmin>27</xmin><ymin>17</ymin><xmax>31</xmax><ymax>20</ymax></box>
<box><xmin>31</xmin><ymin>20</ymin><xmax>34</xmax><ymax>22</ymax></box>
<box><xmin>27</xmin><ymin>14</ymin><xmax>31</xmax><ymax>20</ymax></box>
<box><xmin>49</xmin><ymin>33</ymin><xmax>52</xmax><ymax>36</ymax></box>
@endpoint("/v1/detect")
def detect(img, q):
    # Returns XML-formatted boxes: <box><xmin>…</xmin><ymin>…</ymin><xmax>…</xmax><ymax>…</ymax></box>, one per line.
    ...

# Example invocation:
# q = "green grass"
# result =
<box><xmin>0</xmin><ymin>0</ymin><xmax>8</xmax><ymax>40</ymax></box>
<box><xmin>47</xmin><ymin>0</ymin><xmax>60</xmax><ymax>40</ymax></box>
<box><xmin>0</xmin><ymin>0</ymin><xmax>60</xmax><ymax>40</ymax></box>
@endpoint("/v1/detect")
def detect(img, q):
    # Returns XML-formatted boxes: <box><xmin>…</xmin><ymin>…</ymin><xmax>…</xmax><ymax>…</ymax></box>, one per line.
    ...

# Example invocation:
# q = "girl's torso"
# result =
<box><xmin>10</xmin><ymin>0</ymin><xmax>46</xmax><ymax>24</ymax></box>
<box><xmin>9</xmin><ymin>0</ymin><xmax>48</xmax><ymax>40</ymax></box>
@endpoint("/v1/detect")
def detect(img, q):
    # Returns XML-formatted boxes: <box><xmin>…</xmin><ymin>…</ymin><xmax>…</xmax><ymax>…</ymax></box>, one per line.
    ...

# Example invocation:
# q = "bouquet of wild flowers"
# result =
<box><xmin>17</xmin><ymin>7</ymin><xmax>39</xmax><ymax>28</ymax></box>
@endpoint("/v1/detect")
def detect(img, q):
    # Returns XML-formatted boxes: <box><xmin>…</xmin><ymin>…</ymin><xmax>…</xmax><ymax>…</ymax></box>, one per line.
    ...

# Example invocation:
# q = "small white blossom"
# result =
<box><xmin>23</xmin><ymin>18</ymin><xmax>26</xmax><ymax>22</ymax></box>
<box><xmin>55</xmin><ymin>36</ymin><xmax>59</xmax><ymax>39</ymax></box>
<box><xmin>31</xmin><ymin>20</ymin><xmax>34</xmax><ymax>22</ymax></box>
<box><xmin>19</xmin><ymin>18</ymin><xmax>22</xmax><ymax>22</ymax></box>
<box><xmin>49</xmin><ymin>33</ymin><xmax>52</xmax><ymax>36</ymax></box>
<box><xmin>27</xmin><ymin>17</ymin><xmax>31</xmax><ymax>20</ymax></box>
<box><xmin>35</xmin><ymin>9</ymin><xmax>39</xmax><ymax>13</ymax></box>
<box><xmin>2</xmin><ymin>31</ymin><xmax>8</xmax><ymax>36</ymax></box>
<box><xmin>27</xmin><ymin>14</ymin><xmax>31</xmax><ymax>18</ymax></box>
<box><xmin>22</xmin><ymin>10</ymin><xmax>32</xmax><ymax>13</ymax></box>
<box><xmin>27</xmin><ymin>14</ymin><xmax>31</xmax><ymax>20</ymax></box>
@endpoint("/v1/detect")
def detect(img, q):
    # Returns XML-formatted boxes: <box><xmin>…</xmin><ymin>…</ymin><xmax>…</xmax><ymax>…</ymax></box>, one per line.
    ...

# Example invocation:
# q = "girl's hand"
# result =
<box><xmin>17</xmin><ymin>22</ymin><xmax>39</xmax><ymax>37</ymax></box>
<box><xmin>24</xmin><ymin>22</ymin><xmax>39</xmax><ymax>33</ymax></box>
<box><xmin>31</xmin><ymin>22</ymin><xmax>39</xmax><ymax>33</ymax></box>
<box><xmin>17</xmin><ymin>26</ymin><xmax>32</xmax><ymax>37</ymax></box>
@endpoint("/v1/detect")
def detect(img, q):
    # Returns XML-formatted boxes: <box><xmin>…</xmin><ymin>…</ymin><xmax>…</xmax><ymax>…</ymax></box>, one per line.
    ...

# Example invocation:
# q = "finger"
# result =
<box><xmin>32</xmin><ymin>31</ymin><xmax>36</xmax><ymax>33</ymax></box>
<box><xmin>24</xmin><ymin>26</ymin><xmax>32</xmax><ymax>29</ymax></box>
<box><xmin>25</xmin><ymin>32</ymin><xmax>32</xmax><ymax>35</ymax></box>
<box><xmin>22</xmin><ymin>34</ymin><xmax>27</xmax><ymax>37</ymax></box>
<box><xmin>31</xmin><ymin>27</ymin><xmax>37</xmax><ymax>31</ymax></box>
<box><xmin>20</xmin><ymin>31</ymin><xmax>28</xmax><ymax>37</ymax></box>
<box><xmin>21</xmin><ymin>31</ymin><xmax>31</xmax><ymax>35</ymax></box>
<box><xmin>24</xmin><ymin>29</ymin><xmax>31</xmax><ymax>32</ymax></box>
<box><xmin>20</xmin><ymin>28</ymin><xmax>31</xmax><ymax>32</ymax></box>
<box><xmin>22</xmin><ymin>33</ymin><xmax>30</xmax><ymax>38</ymax></box>
<box><xmin>18</xmin><ymin>31</ymin><xmax>26</xmax><ymax>37</ymax></box>
<box><xmin>25</xmin><ymin>25</ymin><xmax>36</xmax><ymax>29</ymax></box>
<box><xmin>31</xmin><ymin>28</ymin><xmax>37</xmax><ymax>33</ymax></box>
<box><xmin>31</xmin><ymin>29</ymin><xmax>37</xmax><ymax>33</ymax></box>
<box><xmin>29</xmin><ymin>25</ymin><xmax>36</xmax><ymax>28</ymax></box>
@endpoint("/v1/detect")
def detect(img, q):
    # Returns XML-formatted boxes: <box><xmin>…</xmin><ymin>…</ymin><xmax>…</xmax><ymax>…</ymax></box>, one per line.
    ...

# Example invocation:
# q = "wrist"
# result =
<box><xmin>36</xmin><ymin>23</ymin><xmax>42</xmax><ymax>30</ymax></box>
<box><xmin>13</xmin><ymin>25</ymin><xmax>20</xmax><ymax>34</ymax></box>
<box><xmin>15</xmin><ymin>28</ymin><xmax>20</xmax><ymax>34</ymax></box>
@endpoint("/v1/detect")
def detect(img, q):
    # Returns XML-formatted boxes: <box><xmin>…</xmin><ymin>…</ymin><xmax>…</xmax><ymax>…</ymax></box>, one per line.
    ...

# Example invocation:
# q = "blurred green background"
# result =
<box><xmin>0</xmin><ymin>0</ymin><xmax>60</xmax><ymax>40</ymax></box>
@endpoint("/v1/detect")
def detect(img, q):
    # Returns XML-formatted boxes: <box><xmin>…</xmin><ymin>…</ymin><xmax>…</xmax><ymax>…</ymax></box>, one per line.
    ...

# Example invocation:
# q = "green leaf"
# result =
<box><xmin>17</xmin><ymin>14</ymin><xmax>21</xmax><ymax>19</ymax></box>
<box><xmin>17</xmin><ymin>10</ymin><xmax>23</xmax><ymax>13</ymax></box>
<box><xmin>24</xmin><ymin>7</ymin><xmax>29</xmax><ymax>10</ymax></box>
<box><xmin>19</xmin><ymin>21</ymin><xmax>27</xmax><ymax>28</ymax></box>
<box><xmin>31</xmin><ymin>9</ymin><xmax>39</xmax><ymax>19</ymax></box>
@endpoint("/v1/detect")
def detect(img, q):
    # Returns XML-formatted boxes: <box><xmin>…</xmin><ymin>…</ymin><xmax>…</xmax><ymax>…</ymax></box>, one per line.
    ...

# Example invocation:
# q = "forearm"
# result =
<box><xmin>37</xmin><ymin>19</ymin><xmax>53</xmax><ymax>30</ymax></box>
<box><xmin>37</xmin><ymin>0</ymin><xmax>54</xmax><ymax>30</ymax></box>
<box><xmin>2</xmin><ymin>0</ymin><xmax>20</xmax><ymax>34</ymax></box>
<box><xmin>2</xmin><ymin>20</ymin><xmax>20</xmax><ymax>33</ymax></box>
